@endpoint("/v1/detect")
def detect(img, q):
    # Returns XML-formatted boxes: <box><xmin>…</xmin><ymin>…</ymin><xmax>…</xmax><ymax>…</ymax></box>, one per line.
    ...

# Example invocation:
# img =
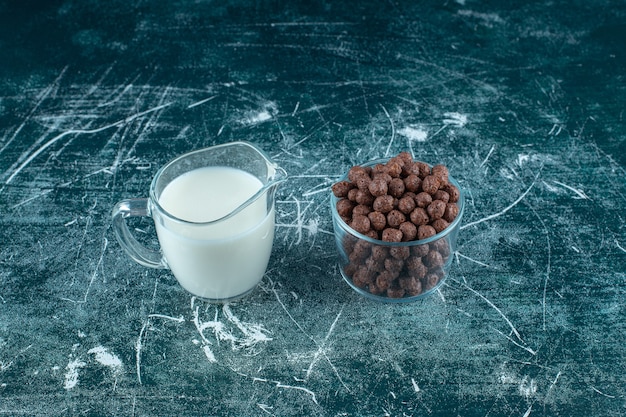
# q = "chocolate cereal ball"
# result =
<box><xmin>355</xmin><ymin>189</ymin><xmax>374</xmax><ymax>206</ymax></box>
<box><xmin>423</xmin><ymin>273</ymin><xmax>441</xmax><ymax>290</ymax></box>
<box><xmin>390</xmin><ymin>246</ymin><xmax>410</xmax><ymax>260</ymax></box>
<box><xmin>431</xmin><ymin>218</ymin><xmax>450</xmax><ymax>234</ymax></box>
<box><xmin>350</xmin><ymin>214</ymin><xmax>371</xmax><ymax>234</ymax></box>
<box><xmin>411</xmin><ymin>244</ymin><xmax>430</xmax><ymax>258</ymax></box>
<box><xmin>384</xmin><ymin>257</ymin><xmax>404</xmax><ymax>274</ymax></box>
<box><xmin>399</xmin><ymin>276</ymin><xmax>422</xmax><ymax>296</ymax></box>
<box><xmin>427</xmin><ymin>200</ymin><xmax>446</xmax><ymax>221</ymax></box>
<box><xmin>443</xmin><ymin>203</ymin><xmax>460</xmax><ymax>223</ymax></box>
<box><xmin>421</xmin><ymin>175</ymin><xmax>440</xmax><ymax>195</ymax></box>
<box><xmin>388</xmin><ymin>177</ymin><xmax>405</xmax><ymax>198</ymax></box>
<box><xmin>398</xmin><ymin>195</ymin><xmax>416</xmax><ymax>214</ymax></box>
<box><xmin>352</xmin><ymin>267</ymin><xmax>375</xmax><ymax>288</ymax></box>
<box><xmin>386</xmin><ymin>285</ymin><xmax>406</xmax><ymax>299</ymax></box>
<box><xmin>443</xmin><ymin>183</ymin><xmax>460</xmax><ymax>203</ymax></box>
<box><xmin>417</xmin><ymin>225</ymin><xmax>436</xmax><ymax>240</ymax></box>
<box><xmin>336</xmin><ymin>198</ymin><xmax>354</xmax><ymax>218</ymax></box>
<box><xmin>385</xmin><ymin>160</ymin><xmax>403</xmax><ymax>178</ymax></box>
<box><xmin>399</xmin><ymin>221</ymin><xmax>417</xmax><ymax>241</ymax></box>
<box><xmin>368</xmin><ymin>177</ymin><xmax>388</xmax><ymax>197</ymax></box>
<box><xmin>403</xmin><ymin>174</ymin><xmax>421</xmax><ymax>193</ymax></box>
<box><xmin>370</xmin><ymin>245</ymin><xmax>389</xmax><ymax>261</ymax></box>
<box><xmin>406</xmin><ymin>257</ymin><xmax>428</xmax><ymax>278</ymax></box>
<box><xmin>353</xmin><ymin>204</ymin><xmax>371</xmax><ymax>217</ymax></box>
<box><xmin>382</xmin><ymin>228</ymin><xmax>403</xmax><ymax>242</ymax></box>
<box><xmin>424</xmin><ymin>250</ymin><xmax>444</xmax><ymax>268</ymax></box>
<box><xmin>332</xmin><ymin>181</ymin><xmax>354</xmax><ymax>198</ymax></box>
<box><xmin>347</xmin><ymin>188</ymin><xmax>359</xmax><ymax>202</ymax></box>
<box><xmin>414</xmin><ymin>161</ymin><xmax>431</xmax><ymax>178</ymax></box>
<box><xmin>386</xmin><ymin>209</ymin><xmax>406</xmax><ymax>228</ymax></box>
<box><xmin>414</xmin><ymin>192</ymin><xmax>432</xmax><ymax>208</ymax></box>
<box><xmin>348</xmin><ymin>166</ymin><xmax>369</xmax><ymax>183</ymax></box>
<box><xmin>368</xmin><ymin>211</ymin><xmax>387</xmax><ymax>231</ymax></box>
<box><xmin>433</xmin><ymin>190</ymin><xmax>450</xmax><ymax>204</ymax></box>
<box><xmin>431</xmin><ymin>164</ymin><xmax>449</xmax><ymax>185</ymax></box>
<box><xmin>373</xmin><ymin>195</ymin><xmax>395</xmax><ymax>213</ymax></box>
<box><xmin>409</xmin><ymin>207</ymin><xmax>430</xmax><ymax>226</ymax></box>
<box><xmin>372</xmin><ymin>172</ymin><xmax>392</xmax><ymax>184</ymax></box>
<box><xmin>355</xmin><ymin>175</ymin><xmax>371</xmax><ymax>192</ymax></box>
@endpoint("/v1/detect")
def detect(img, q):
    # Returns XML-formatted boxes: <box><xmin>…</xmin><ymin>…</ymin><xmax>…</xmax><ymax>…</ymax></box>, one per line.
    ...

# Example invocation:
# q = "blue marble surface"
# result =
<box><xmin>0</xmin><ymin>0</ymin><xmax>625</xmax><ymax>415</ymax></box>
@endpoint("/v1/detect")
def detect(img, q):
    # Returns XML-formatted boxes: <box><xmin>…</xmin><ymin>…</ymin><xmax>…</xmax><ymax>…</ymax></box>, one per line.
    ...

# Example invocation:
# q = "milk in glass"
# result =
<box><xmin>155</xmin><ymin>166</ymin><xmax>274</xmax><ymax>300</ymax></box>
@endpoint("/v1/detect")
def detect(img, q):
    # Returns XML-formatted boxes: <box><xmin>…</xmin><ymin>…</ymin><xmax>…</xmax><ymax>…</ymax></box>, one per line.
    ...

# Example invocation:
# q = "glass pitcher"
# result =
<box><xmin>112</xmin><ymin>141</ymin><xmax>287</xmax><ymax>302</ymax></box>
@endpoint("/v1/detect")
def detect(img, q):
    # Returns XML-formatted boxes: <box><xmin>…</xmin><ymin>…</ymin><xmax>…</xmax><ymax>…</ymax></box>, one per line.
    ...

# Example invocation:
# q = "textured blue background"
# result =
<box><xmin>1</xmin><ymin>1</ymin><xmax>625</xmax><ymax>415</ymax></box>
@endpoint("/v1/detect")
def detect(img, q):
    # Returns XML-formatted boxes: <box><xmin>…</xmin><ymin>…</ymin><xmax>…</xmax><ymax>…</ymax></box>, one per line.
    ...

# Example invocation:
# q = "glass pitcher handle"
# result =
<box><xmin>111</xmin><ymin>198</ymin><xmax>167</xmax><ymax>269</ymax></box>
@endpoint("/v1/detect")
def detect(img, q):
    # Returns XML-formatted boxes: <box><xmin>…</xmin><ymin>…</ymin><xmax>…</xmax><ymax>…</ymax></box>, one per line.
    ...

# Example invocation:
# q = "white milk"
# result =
<box><xmin>154</xmin><ymin>166</ymin><xmax>274</xmax><ymax>300</ymax></box>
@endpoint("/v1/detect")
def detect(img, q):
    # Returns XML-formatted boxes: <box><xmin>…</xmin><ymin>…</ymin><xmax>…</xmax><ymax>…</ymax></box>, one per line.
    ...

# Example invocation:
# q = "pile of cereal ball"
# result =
<box><xmin>331</xmin><ymin>151</ymin><xmax>461</xmax><ymax>298</ymax></box>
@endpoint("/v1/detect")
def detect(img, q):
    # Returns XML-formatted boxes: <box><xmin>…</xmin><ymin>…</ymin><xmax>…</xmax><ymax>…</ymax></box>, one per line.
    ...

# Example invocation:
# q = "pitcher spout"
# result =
<box><xmin>220</xmin><ymin>142</ymin><xmax>287</xmax><ymax>222</ymax></box>
<box><xmin>268</xmin><ymin>164</ymin><xmax>288</xmax><ymax>188</ymax></box>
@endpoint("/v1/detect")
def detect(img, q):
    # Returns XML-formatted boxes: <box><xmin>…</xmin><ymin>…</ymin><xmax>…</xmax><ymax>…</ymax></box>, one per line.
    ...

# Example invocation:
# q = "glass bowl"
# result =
<box><xmin>330</xmin><ymin>158</ymin><xmax>465</xmax><ymax>303</ymax></box>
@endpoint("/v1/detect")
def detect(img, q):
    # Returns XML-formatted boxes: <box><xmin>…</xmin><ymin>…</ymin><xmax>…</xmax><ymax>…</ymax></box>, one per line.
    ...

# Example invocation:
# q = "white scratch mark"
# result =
<box><xmin>147</xmin><ymin>314</ymin><xmax>185</xmax><ymax>322</ymax></box>
<box><xmin>457</xmin><ymin>10</ymin><xmax>505</xmax><ymax>24</ymax></box>
<box><xmin>222</xmin><ymin>303</ymin><xmax>273</xmax><ymax>347</ymax></box>
<box><xmin>192</xmin><ymin>303</ymin><xmax>272</xmax><ymax>364</ymax></box>
<box><xmin>591</xmin><ymin>385</ymin><xmax>616</xmax><ymax>398</ymax></box>
<box><xmin>9</xmin><ymin>188</ymin><xmax>54</xmax><ymax>209</ymax></box>
<box><xmin>523</xmin><ymin>405</ymin><xmax>532</xmax><ymax>417</ymax></box>
<box><xmin>275</xmin><ymin>382</ymin><xmax>318</xmax><ymax>405</ymax></box>
<box><xmin>257</xmin><ymin>403</ymin><xmax>274</xmax><ymax>415</ymax></box>
<box><xmin>548</xmin><ymin>123</ymin><xmax>563</xmax><ymax>136</ymax></box>
<box><xmin>527</xmin><ymin>204</ymin><xmax>553</xmax><ymax>332</ymax></box>
<box><xmin>64</xmin><ymin>358</ymin><xmax>86</xmax><ymax>390</ymax></box>
<box><xmin>187</xmin><ymin>95</ymin><xmax>217</xmax><ymax>109</ymax></box>
<box><xmin>302</xmin><ymin>186</ymin><xmax>331</xmax><ymax>197</ymax></box>
<box><xmin>455</xmin><ymin>279</ymin><xmax>525</xmax><ymax>343</ymax></box>
<box><xmin>455</xmin><ymin>251</ymin><xmax>492</xmax><ymax>268</ymax></box>
<box><xmin>490</xmin><ymin>326</ymin><xmax>536</xmax><ymax>355</ymax></box>
<box><xmin>291</xmin><ymin>101</ymin><xmax>300</xmax><ymax>116</ymax></box>
<box><xmin>517</xmin><ymin>153</ymin><xmax>530</xmax><ymax>167</ymax></box>
<box><xmin>88</xmin><ymin>346</ymin><xmax>123</xmax><ymax>374</ymax></box>
<box><xmin>136</xmin><ymin>320</ymin><xmax>149</xmax><ymax>384</ymax></box>
<box><xmin>547</xmin><ymin>371</ymin><xmax>562</xmax><ymax>396</ymax></box>
<box><xmin>551</xmin><ymin>180</ymin><xmax>591</xmax><ymax>200</ymax></box>
<box><xmin>398</xmin><ymin>126</ymin><xmax>428</xmax><ymax>143</ymax></box>
<box><xmin>61</xmin><ymin>237</ymin><xmax>108</xmax><ymax>304</ymax></box>
<box><xmin>248</xmin><ymin>374</ymin><xmax>318</xmax><ymax>404</ymax></box>
<box><xmin>479</xmin><ymin>145</ymin><xmax>495</xmax><ymax>168</ymax></box>
<box><xmin>442</xmin><ymin>112</ymin><xmax>468</xmax><ymax>127</ymax></box>
<box><xmin>461</xmin><ymin>179</ymin><xmax>536</xmax><ymax>230</ymax></box>
<box><xmin>248</xmin><ymin>110</ymin><xmax>272</xmax><ymax>124</ymax></box>
<box><xmin>275</xmin><ymin>197</ymin><xmax>321</xmax><ymax>246</ymax></box>
<box><xmin>0</xmin><ymin>344</ymin><xmax>33</xmax><ymax>371</ymax></box>
<box><xmin>4</xmin><ymin>103</ymin><xmax>172</xmax><ymax>186</ymax></box>
<box><xmin>305</xmin><ymin>306</ymin><xmax>343</xmax><ymax>379</ymax></box>
<box><xmin>519</xmin><ymin>376</ymin><xmax>537</xmax><ymax>398</ymax></box>
<box><xmin>0</xmin><ymin>67</ymin><xmax>66</xmax><ymax>156</ymax></box>
<box><xmin>288</xmin><ymin>118</ymin><xmax>334</xmax><ymax>149</ymax></box>
<box><xmin>269</xmin><ymin>278</ymin><xmax>349</xmax><ymax>392</ymax></box>
<box><xmin>202</xmin><ymin>345</ymin><xmax>218</xmax><ymax>363</ymax></box>
<box><xmin>381</xmin><ymin>105</ymin><xmax>396</xmax><ymax>157</ymax></box>
<box><xmin>136</xmin><ymin>313</ymin><xmax>185</xmax><ymax>383</ymax></box>
<box><xmin>411</xmin><ymin>378</ymin><xmax>420</xmax><ymax>393</ymax></box>
<box><xmin>615</xmin><ymin>239</ymin><xmax>626</xmax><ymax>253</ymax></box>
